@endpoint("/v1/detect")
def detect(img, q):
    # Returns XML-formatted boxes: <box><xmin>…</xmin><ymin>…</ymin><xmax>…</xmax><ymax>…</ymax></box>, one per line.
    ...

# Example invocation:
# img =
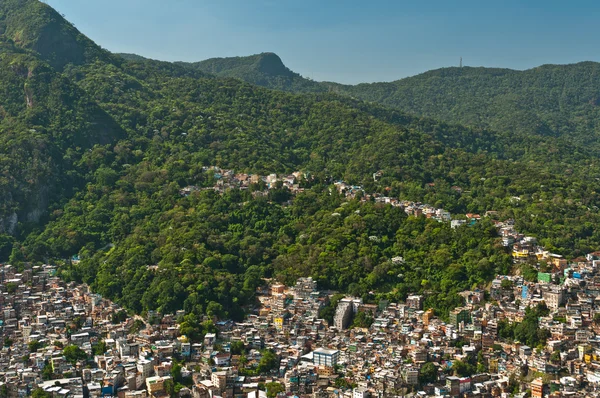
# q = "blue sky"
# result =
<box><xmin>46</xmin><ymin>0</ymin><xmax>600</xmax><ymax>84</ymax></box>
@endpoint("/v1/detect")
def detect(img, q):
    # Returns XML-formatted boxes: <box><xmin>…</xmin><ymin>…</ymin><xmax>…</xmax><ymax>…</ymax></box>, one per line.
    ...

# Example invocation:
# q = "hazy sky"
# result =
<box><xmin>46</xmin><ymin>0</ymin><xmax>600</xmax><ymax>84</ymax></box>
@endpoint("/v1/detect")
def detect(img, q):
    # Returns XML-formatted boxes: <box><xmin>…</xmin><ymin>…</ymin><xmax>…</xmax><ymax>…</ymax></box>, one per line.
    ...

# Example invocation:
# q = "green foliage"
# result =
<box><xmin>257</xmin><ymin>350</ymin><xmax>279</xmax><ymax>374</ymax></box>
<box><xmin>419</xmin><ymin>362</ymin><xmax>438</xmax><ymax>384</ymax></box>
<box><xmin>265</xmin><ymin>382</ymin><xmax>285</xmax><ymax>398</ymax></box>
<box><xmin>62</xmin><ymin>344</ymin><xmax>87</xmax><ymax>364</ymax></box>
<box><xmin>521</xmin><ymin>264</ymin><xmax>539</xmax><ymax>282</ymax></box>
<box><xmin>351</xmin><ymin>310</ymin><xmax>374</xmax><ymax>329</ymax></box>
<box><xmin>499</xmin><ymin>304</ymin><xmax>551</xmax><ymax>347</ymax></box>
<box><xmin>28</xmin><ymin>340</ymin><xmax>44</xmax><ymax>352</ymax></box>
<box><xmin>31</xmin><ymin>389</ymin><xmax>51</xmax><ymax>398</ymax></box>
<box><xmin>452</xmin><ymin>360</ymin><xmax>476</xmax><ymax>377</ymax></box>
<box><xmin>164</xmin><ymin>378</ymin><xmax>176</xmax><ymax>398</ymax></box>
<box><xmin>179</xmin><ymin>315</ymin><xmax>216</xmax><ymax>342</ymax></box>
<box><xmin>41</xmin><ymin>361</ymin><xmax>54</xmax><ymax>380</ymax></box>
<box><xmin>0</xmin><ymin>0</ymin><xmax>116</xmax><ymax>70</ymax></box>
<box><xmin>171</xmin><ymin>361</ymin><xmax>182</xmax><ymax>383</ymax></box>
<box><xmin>5</xmin><ymin>283</ymin><xmax>17</xmax><ymax>294</ymax></box>
<box><xmin>173</xmin><ymin>52</ymin><xmax>325</xmax><ymax>93</ymax></box>
<box><xmin>3</xmin><ymin>1</ymin><xmax>600</xmax><ymax>328</ymax></box>
<box><xmin>230</xmin><ymin>340</ymin><xmax>245</xmax><ymax>355</ymax></box>
<box><xmin>111</xmin><ymin>310</ymin><xmax>128</xmax><ymax>324</ymax></box>
<box><xmin>500</xmin><ymin>279</ymin><xmax>513</xmax><ymax>290</ymax></box>
<box><xmin>130</xmin><ymin>319</ymin><xmax>145</xmax><ymax>334</ymax></box>
<box><xmin>92</xmin><ymin>340</ymin><xmax>107</xmax><ymax>355</ymax></box>
<box><xmin>319</xmin><ymin>294</ymin><xmax>345</xmax><ymax>325</ymax></box>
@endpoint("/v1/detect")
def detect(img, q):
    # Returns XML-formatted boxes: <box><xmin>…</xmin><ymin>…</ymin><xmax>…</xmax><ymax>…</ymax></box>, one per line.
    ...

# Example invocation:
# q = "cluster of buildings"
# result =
<box><xmin>3</xmin><ymin>252</ymin><xmax>598</xmax><ymax>397</ymax></box>
<box><xmin>333</xmin><ymin>181</ymin><xmax>453</xmax><ymax>223</ymax></box>
<box><xmin>180</xmin><ymin>168</ymin><xmax>459</xmax><ymax>225</ymax></box>
<box><xmin>5</xmin><ymin>184</ymin><xmax>600</xmax><ymax>397</ymax></box>
<box><xmin>241</xmin><ymin>237</ymin><xmax>600</xmax><ymax>398</ymax></box>
<box><xmin>179</xmin><ymin>167</ymin><xmax>308</xmax><ymax>197</ymax></box>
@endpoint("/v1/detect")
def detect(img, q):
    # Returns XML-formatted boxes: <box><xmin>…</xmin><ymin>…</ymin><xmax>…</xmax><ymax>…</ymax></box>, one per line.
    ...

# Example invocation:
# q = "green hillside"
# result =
<box><xmin>331</xmin><ymin>63</ymin><xmax>600</xmax><ymax>147</ymax></box>
<box><xmin>0</xmin><ymin>37</ymin><xmax>123</xmax><ymax>248</ymax></box>
<box><xmin>175</xmin><ymin>52</ymin><xmax>600</xmax><ymax>148</ymax></box>
<box><xmin>0</xmin><ymin>0</ymin><xmax>116</xmax><ymax>70</ymax></box>
<box><xmin>2</xmin><ymin>0</ymin><xmax>600</xmax><ymax>320</ymax></box>
<box><xmin>172</xmin><ymin>52</ymin><xmax>326</xmax><ymax>93</ymax></box>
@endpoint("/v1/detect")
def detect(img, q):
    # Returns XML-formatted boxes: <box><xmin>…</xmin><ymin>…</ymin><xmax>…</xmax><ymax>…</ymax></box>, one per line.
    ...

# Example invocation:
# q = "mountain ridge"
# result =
<box><xmin>137</xmin><ymin>51</ymin><xmax>600</xmax><ymax>147</ymax></box>
<box><xmin>0</xmin><ymin>0</ymin><xmax>117</xmax><ymax>70</ymax></box>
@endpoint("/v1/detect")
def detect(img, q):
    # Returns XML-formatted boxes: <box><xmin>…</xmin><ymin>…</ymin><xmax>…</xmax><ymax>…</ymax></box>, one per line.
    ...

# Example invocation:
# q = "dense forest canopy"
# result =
<box><xmin>0</xmin><ymin>0</ymin><xmax>599</xmax><ymax>321</ymax></box>
<box><xmin>172</xmin><ymin>52</ymin><xmax>600</xmax><ymax>150</ymax></box>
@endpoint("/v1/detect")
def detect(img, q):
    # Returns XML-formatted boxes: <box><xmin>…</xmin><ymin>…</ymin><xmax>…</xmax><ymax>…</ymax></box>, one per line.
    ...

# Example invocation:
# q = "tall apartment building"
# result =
<box><xmin>333</xmin><ymin>301</ymin><xmax>352</xmax><ymax>330</ymax></box>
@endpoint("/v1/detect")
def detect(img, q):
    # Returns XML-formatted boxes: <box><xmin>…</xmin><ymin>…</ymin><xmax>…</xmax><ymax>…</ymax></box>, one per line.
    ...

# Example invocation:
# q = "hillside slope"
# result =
<box><xmin>0</xmin><ymin>0</ymin><xmax>116</xmax><ymax>70</ymax></box>
<box><xmin>3</xmin><ymin>1</ymin><xmax>600</xmax><ymax>320</ymax></box>
<box><xmin>173</xmin><ymin>52</ymin><xmax>600</xmax><ymax>147</ymax></box>
<box><xmin>331</xmin><ymin>63</ymin><xmax>600</xmax><ymax>147</ymax></box>
<box><xmin>171</xmin><ymin>52</ymin><xmax>326</xmax><ymax>93</ymax></box>
<box><xmin>0</xmin><ymin>37</ymin><xmax>124</xmax><ymax>243</ymax></box>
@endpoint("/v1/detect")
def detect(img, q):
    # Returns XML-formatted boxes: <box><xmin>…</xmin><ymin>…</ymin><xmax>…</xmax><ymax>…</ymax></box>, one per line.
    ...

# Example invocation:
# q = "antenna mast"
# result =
<box><xmin>460</xmin><ymin>57</ymin><xmax>463</xmax><ymax>68</ymax></box>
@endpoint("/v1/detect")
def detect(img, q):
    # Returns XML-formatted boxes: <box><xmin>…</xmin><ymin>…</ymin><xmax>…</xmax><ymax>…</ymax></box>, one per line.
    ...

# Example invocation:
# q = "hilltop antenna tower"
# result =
<box><xmin>460</xmin><ymin>57</ymin><xmax>463</xmax><ymax>68</ymax></box>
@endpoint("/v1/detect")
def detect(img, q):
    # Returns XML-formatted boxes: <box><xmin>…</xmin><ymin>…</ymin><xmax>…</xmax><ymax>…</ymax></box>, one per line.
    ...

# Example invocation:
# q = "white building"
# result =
<box><xmin>313</xmin><ymin>348</ymin><xmax>339</xmax><ymax>367</ymax></box>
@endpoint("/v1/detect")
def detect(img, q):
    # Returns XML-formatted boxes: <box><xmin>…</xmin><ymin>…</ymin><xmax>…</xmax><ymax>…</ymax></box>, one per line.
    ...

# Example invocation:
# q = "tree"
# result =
<box><xmin>257</xmin><ymin>350</ymin><xmax>279</xmax><ymax>374</ymax></box>
<box><xmin>92</xmin><ymin>340</ymin><xmax>107</xmax><ymax>355</ymax></box>
<box><xmin>230</xmin><ymin>340</ymin><xmax>245</xmax><ymax>355</ymax></box>
<box><xmin>351</xmin><ymin>310</ymin><xmax>374</xmax><ymax>329</ymax></box>
<box><xmin>5</xmin><ymin>283</ymin><xmax>17</xmax><ymax>294</ymax></box>
<box><xmin>171</xmin><ymin>361</ymin><xmax>183</xmax><ymax>384</ymax></box>
<box><xmin>130</xmin><ymin>319</ymin><xmax>145</xmax><ymax>334</ymax></box>
<box><xmin>164</xmin><ymin>378</ymin><xmax>176</xmax><ymax>398</ymax></box>
<box><xmin>266</xmin><ymin>382</ymin><xmax>285</xmax><ymax>398</ymax></box>
<box><xmin>513</xmin><ymin>304</ymin><xmax>550</xmax><ymax>347</ymax></box>
<box><xmin>63</xmin><ymin>345</ymin><xmax>88</xmax><ymax>364</ymax></box>
<box><xmin>419</xmin><ymin>362</ymin><xmax>438</xmax><ymax>384</ymax></box>
<box><xmin>452</xmin><ymin>360</ymin><xmax>475</xmax><ymax>377</ymax></box>
<box><xmin>179</xmin><ymin>315</ymin><xmax>216</xmax><ymax>342</ymax></box>
<box><xmin>500</xmin><ymin>279</ymin><xmax>513</xmax><ymax>290</ymax></box>
<box><xmin>111</xmin><ymin>310</ymin><xmax>128</xmax><ymax>324</ymax></box>
<box><xmin>31</xmin><ymin>389</ymin><xmax>52</xmax><ymax>398</ymax></box>
<box><xmin>41</xmin><ymin>361</ymin><xmax>54</xmax><ymax>380</ymax></box>
<box><xmin>28</xmin><ymin>340</ymin><xmax>44</xmax><ymax>352</ymax></box>
<box><xmin>521</xmin><ymin>264</ymin><xmax>538</xmax><ymax>282</ymax></box>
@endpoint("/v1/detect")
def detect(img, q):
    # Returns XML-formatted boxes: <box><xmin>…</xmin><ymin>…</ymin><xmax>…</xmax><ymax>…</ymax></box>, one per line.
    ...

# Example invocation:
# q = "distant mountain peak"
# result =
<box><xmin>184</xmin><ymin>52</ymin><xmax>293</xmax><ymax>78</ymax></box>
<box><xmin>0</xmin><ymin>0</ymin><xmax>114</xmax><ymax>70</ymax></box>
<box><xmin>253</xmin><ymin>52</ymin><xmax>288</xmax><ymax>76</ymax></box>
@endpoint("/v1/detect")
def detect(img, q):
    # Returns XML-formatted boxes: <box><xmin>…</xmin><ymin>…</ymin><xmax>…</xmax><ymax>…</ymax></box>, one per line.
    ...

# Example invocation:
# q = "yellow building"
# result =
<box><xmin>423</xmin><ymin>309</ymin><xmax>434</xmax><ymax>326</ymax></box>
<box><xmin>146</xmin><ymin>376</ymin><xmax>170</xmax><ymax>394</ymax></box>
<box><xmin>316</xmin><ymin>366</ymin><xmax>335</xmax><ymax>376</ymax></box>
<box><xmin>512</xmin><ymin>249</ymin><xmax>529</xmax><ymax>259</ymax></box>
<box><xmin>274</xmin><ymin>317</ymin><xmax>283</xmax><ymax>330</ymax></box>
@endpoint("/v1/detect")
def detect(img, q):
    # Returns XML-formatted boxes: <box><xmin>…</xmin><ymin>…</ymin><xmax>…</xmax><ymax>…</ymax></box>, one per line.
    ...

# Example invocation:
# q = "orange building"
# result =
<box><xmin>531</xmin><ymin>377</ymin><xmax>544</xmax><ymax>398</ymax></box>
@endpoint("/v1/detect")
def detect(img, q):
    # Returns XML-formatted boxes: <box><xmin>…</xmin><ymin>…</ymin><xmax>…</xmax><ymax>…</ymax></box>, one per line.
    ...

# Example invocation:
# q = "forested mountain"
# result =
<box><xmin>175</xmin><ymin>52</ymin><xmax>325</xmax><ymax>93</ymax></box>
<box><xmin>0</xmin><ymin>37</ymin><xmax>123</xmax><ymax>247</ymax></box>
<box><xmin>172</xmin><ymin>52</ymin><xmax>600</xmax><ymax>148</ymax></box>
<box><xmin>0</xmin><ymin>0</ymin><xmax>116</xmax><ymax>69</ymax></box>
<box><xmin>329</xmin><ymin>63</ymin><xmax>600</xmax><ymax>148</ymax></box>
<box><xmin>2</xmin><ymin>0</ymin><xmax>600</xmax><ymax>320</ymax></box>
